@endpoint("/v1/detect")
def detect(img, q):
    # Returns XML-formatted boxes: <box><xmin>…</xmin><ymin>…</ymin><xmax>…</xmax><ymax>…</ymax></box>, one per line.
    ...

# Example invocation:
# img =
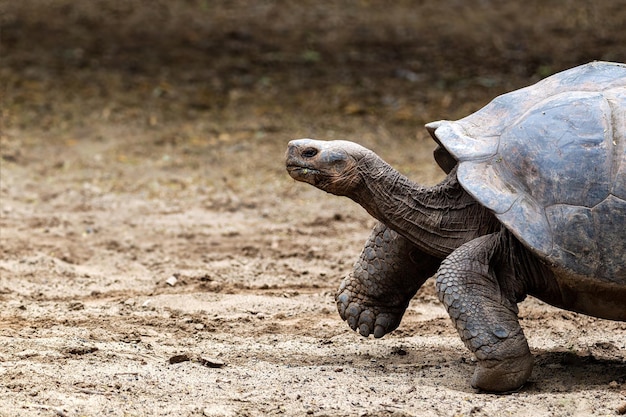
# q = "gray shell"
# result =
<box><xmin>427</xmin><ymin>61</ymin><xmax>626</xmax><ymax>281</ymax></box>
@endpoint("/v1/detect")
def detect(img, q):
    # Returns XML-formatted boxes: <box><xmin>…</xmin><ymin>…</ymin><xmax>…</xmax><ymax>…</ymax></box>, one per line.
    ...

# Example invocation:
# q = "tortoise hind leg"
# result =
<box><xmin>435</xmin><ymin>232</ymin><xmax>533</xmax><ymax>392</ymax></box>
<box><xmin>336</xmin><ymin>222</ymin><xmax>440</xmax><ymax>338</ymax></box>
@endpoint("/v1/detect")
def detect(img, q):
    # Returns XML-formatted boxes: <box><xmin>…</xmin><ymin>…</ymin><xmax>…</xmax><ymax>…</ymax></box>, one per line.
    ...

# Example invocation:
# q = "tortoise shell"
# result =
<box><xmin>427</xmin><ymin>61</ymin><xmax>626</xmax><ymax>281</ymax></box>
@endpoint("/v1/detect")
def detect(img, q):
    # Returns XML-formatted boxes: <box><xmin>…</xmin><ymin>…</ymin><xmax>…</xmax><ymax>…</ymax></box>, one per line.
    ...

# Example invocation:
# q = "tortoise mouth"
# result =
<box><xmin>286</xmin><ymin>164</ymin><xmax>321</xmax><ymax>181</ymax></box>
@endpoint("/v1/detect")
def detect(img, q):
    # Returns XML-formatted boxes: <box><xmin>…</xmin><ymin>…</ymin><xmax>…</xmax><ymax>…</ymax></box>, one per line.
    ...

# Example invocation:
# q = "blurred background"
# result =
<box><xmin>2</xmin><ymin>0</ymin><xmax>626</xmax><ymax>226</ymax></box>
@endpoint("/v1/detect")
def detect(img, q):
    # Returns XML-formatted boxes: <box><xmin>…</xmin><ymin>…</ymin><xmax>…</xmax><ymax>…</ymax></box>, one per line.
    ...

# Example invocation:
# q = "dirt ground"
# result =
<box><xmin>1</xmin><ymin>1</ymin><xmax>626</xmax><ymax>416</ymax></box>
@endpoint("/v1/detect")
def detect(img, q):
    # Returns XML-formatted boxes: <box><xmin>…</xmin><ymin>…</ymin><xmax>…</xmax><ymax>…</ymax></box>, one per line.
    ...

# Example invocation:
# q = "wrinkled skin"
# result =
<box><xmin>286</xmin><ymin>138</ymin><xmax>626</xmax><ymax>393</ymax></box>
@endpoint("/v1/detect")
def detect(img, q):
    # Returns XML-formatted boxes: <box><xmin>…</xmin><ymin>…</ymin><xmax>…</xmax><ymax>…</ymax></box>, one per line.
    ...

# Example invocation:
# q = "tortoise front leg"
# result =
<box><xmin>336</xmin><ymin>222</ymin><xmax>440</xmax><ymax>338</ymax></box>
<box><xmin>435</xmin><ymin>232</ymin><xmax>533</xmax><ymax>392</ymax></box>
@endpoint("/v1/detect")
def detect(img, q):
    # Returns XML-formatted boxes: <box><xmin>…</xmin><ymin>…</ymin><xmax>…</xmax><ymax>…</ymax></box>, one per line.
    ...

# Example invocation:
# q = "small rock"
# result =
<box><xmin>196</xmin><ymin>356</ymin><xmax>225</xmax><ymax>368</ymax></box>
<box><xmin>65</xmin><ymin>346</ymin><xmax>98</xmax><ymax>355</ymax></box>
<box><xmin>169</xmin><ymin>354</ymin><xmax>191</xmax><ymax>364</ymax></box>
<box><xmin>166</xmin><ymin>276</ymin><xmax>178</xmax><ymax>286</ymax></box>
<box><xmin>168</xmin><ymin>353</ymin><xmax>225</xmax><ymax>368</ymax></box>
<box><xmin>391</xmin><ymin>346</ymin><xmax>408</xmax><ymax>356</ymax></box>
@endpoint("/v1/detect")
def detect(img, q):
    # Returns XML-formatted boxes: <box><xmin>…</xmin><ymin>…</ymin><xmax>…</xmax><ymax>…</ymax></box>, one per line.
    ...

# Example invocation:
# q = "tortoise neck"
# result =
<box><xmin>350</xmin><ymin>156</ymin><xmax>496</xmax><ymax>258</ymax></box>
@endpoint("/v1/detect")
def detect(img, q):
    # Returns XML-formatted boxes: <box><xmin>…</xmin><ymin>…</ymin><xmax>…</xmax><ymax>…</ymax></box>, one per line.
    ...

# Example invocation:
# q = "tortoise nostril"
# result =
<box><xmin>301</xmin><ymin>147</ymin><xmax>318</xmax><ymax>158</ymax></box>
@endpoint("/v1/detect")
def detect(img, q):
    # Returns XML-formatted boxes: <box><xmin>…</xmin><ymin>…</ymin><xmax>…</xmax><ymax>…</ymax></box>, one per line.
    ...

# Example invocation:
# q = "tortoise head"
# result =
<box><xmin>286</xmin><ymin>139</ymin><xmax>371</xmax><ymax>196</ymax></box>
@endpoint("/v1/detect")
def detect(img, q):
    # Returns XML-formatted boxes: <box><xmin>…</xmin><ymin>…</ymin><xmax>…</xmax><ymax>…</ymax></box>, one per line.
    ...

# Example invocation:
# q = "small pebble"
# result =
<box><xmin>166</xmin><ymin>276</ymin><xmax>178</xmax><ymax>286</ymax></box>
<box><xmin>168</xmin><ymin>353</ymin><xmax>225</xmax><ymax>368</ymax></box>
<box><xmin>169</xmin><ymin>354</ymin><xmax>191</xmax><ymax>364</ymax></box>
<box><xmin>197</xmin><ymin>356</ymin><xmax>225</xmax><ymax>368</ymax></box>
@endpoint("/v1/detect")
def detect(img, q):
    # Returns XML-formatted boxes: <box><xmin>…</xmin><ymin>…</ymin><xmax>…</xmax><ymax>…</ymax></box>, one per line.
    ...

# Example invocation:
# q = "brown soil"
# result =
<box><xmin>1</xmin><ymin>1</ymin><xmax>625</xmax><ymax>416</ymax></box>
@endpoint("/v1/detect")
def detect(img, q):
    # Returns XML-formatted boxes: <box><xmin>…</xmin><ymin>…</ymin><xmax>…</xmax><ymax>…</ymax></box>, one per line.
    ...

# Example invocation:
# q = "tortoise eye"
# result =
<box><xmin>302</xmin><ymin>147</ymin><xmax>318</xmax><ymax>158</ymax></box>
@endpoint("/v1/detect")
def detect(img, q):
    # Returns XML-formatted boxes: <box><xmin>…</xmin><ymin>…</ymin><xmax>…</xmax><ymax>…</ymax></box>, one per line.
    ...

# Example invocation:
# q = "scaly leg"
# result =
<box><xmin>435</xmin><ymin>232</ymin><xmax>533</xmax><ymax>392</ymax></box>
<box><xmin>336</xmin><ymin>222</ymin><xmax>440</xmax><ymax>338</ymax></box>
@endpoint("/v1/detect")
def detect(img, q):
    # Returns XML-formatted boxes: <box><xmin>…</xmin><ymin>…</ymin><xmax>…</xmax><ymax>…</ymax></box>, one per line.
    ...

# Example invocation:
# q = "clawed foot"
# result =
<box><xmin>471</xmin><ymin>354</ymin><xmax>534</xmax><ymax>392</ymax></box>
<box><xmin>334</xmin><ymin>223</ymin><xmax>439</xmax><ymax>338</ymax></box>
<box><xmin>336</xmin><ymin>274</ymin><xmax>410</xmax><ymax>338</ymax></box>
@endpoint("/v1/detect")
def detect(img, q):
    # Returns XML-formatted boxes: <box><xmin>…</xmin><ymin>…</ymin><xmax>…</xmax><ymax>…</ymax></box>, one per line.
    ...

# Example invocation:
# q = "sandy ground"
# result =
<box><xmin>1</xmin><ymin>1</ymin><xmax>626</xmax><ymax>416</ymax></box>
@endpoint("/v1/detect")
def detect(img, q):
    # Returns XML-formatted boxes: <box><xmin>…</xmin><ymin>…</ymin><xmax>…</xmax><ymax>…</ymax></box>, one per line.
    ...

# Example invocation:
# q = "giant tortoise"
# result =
<box><xmin>285</xmin><ymin>61</ymin><xmax>626</xmax><ymax>392</ymax></box>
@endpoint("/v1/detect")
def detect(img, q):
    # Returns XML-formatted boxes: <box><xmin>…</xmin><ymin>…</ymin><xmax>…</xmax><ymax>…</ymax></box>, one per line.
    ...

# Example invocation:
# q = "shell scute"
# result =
<box><xmin>430</xmin><ymin>62</ymin><xmax>626</xmax><ymax>278</ymax></box>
